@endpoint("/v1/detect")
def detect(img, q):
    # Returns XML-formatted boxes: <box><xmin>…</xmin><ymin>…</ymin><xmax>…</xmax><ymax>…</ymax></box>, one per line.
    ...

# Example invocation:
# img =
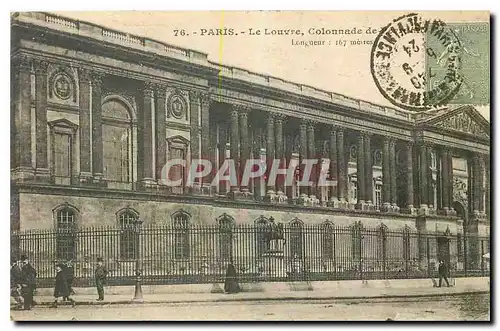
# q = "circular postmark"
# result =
<box><xmin>370</xmin><ymin>13</ymin><xmax>464</xmax><ymax>111</ymax></box>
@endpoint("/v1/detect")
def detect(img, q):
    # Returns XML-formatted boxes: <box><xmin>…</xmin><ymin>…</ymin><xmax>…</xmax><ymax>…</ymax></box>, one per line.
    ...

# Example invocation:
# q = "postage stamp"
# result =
<box><xmin>370</xmin><ymin>13</ymin><xmax>468</xmax><ymax>111</ymax></box>
<box><xmin>426</xmin><ymin>22</ymin><xmax>490</xmax><ymax>106</ymax></box>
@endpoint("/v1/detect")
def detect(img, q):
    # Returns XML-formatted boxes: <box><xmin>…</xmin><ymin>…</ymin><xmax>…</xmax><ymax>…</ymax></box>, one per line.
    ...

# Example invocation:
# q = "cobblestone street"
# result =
<box><xmin>11</xmin><ymin>294</ymin><xmax>490</xmax><ymax>321</ymax></box>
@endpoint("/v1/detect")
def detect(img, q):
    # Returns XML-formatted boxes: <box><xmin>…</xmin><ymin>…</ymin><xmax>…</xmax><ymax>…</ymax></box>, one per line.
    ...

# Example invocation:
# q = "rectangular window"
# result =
<box><xmin>54</xmin><ymin>133</ymin><xmax>71</xmax><ymax>185</ymax></box>
<box><xmin>351</xmin><ymin>181</ymin><xmax>358</xmax><ymax>202</ymax></box>
<box><xmin>375</xmin><ymin>184</ymin><xmax>382</xmax><ymax>210</ymax></box>
<box><xmin>170</xmin><ymin>147</ymin><xmax>185</xmax><ymax>194</ymax></box>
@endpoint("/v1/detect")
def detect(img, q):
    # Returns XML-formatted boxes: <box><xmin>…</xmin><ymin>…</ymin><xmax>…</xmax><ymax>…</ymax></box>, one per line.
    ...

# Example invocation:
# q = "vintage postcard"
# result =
<box><xmin>10</xmin><ymin>10</ymin><xmax>490</xmax><ymax>321</ymax></box>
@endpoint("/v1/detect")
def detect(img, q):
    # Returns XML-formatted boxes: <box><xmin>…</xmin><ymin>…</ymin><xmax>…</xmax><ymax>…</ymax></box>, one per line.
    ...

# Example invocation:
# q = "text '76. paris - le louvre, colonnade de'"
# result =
<box><xmin>11</xmin><ymin>12</ymin><xmax>490</xmax><ymax>239</ymax></box>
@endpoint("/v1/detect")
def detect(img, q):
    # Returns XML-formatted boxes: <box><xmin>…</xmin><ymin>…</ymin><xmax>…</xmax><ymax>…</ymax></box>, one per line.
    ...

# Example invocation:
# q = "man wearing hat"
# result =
<box><xmin>10</xmin><ymin>259</ymin><xmax>24</xmax><ymax>309</ymax></box>
<box><xmin>19</xmin><ymin>255</ymin><xmax>37</xmax><ymax>310</ymax></box>
<box><xmin>95</xmin><ymin>257</ymin><xmax>108</xmax><ymax>301</ymax></box>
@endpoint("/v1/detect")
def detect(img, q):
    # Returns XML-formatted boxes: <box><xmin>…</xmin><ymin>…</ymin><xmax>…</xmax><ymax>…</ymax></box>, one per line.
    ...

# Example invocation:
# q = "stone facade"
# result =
<box><xmin>11</xmin><ymin>13</ymin><xmax>490</xmax><ymax>244</ymax></box>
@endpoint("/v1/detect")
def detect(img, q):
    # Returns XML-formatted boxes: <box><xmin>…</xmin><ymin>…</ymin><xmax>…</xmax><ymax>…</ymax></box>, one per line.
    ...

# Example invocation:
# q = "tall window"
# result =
<box><xmin>102</xmin><ymin>99</ymin><xmax>132</xmax><ymax>187</ymax></box>
<box><xmin>321</xmin><ymin>222</ymin><xmax>335</xmax><ymax>260</ymax></box>
<box><xmin>255</xmin><ymin>216</ymin><xmax>269</xmax><ymax>257</ymax></box>
<box><xmin>172</xmin><ymin>210</ymin><xmax>190</xmax><ymax>259</ymax></box>
<box><xmin>350</xmin><ymin>180</ymin><xmax>358</xmax><ymax>202</ymax></box>
<box><xmin>218</xmin><ymin>214</ymin><xmax>234</xmax><ymax>261</ymax></box>
<box><xmin>167</xmin><ymin>136</ymin><xmax>190</xmax><ymax>194</ymax></box>
<box><xmin>49</xmin><ymin>119</ymin><xmax>77</xmax><ymax>186</ymax></box>
<box><xmin>375</xmin><ymin>183</ymin><xmax>382</xmax><ymax>210</ymax></box>
<box><xmin>289</xmin><ymin>219</ymin><xmax>303</xmax><ymax>259</ymax></box>
<box><xmin>53</xmin><ymin>133</ymin><xmax>71</xmax><ymax>185</ymax></box>
<box><xmin>55</xmin><ymin>206</ymin><xmax>77</xmax><ymax>260</ymax></box>
<box><xmin>118</xmin><ymin>209</ymin><xmax>139</xmax><ymax>260</ymax></box>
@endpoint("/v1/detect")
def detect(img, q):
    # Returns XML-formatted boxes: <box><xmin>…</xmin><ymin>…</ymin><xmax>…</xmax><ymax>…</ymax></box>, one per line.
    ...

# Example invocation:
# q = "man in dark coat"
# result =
<box><xmin>95</xmin><ymin>257</ymin><xmax>108</xmax><ymax>301</ymax></box>
<box><xmin>438</xmin><ymin>260</ymin><xmax>451</xmax><ymax>287</ymax></box>
<box><xmin>19</xmin><ymin>255</ymin><xmax>37</xmax><ymax>310</ymax></box>
<box><xmin>10</xmin><ymin>260</ymin><xmax>23</xmax><ymax>309</ymax></box>
<box><xmin>224</xmin><ymin>263</ymin><xmax>241</xmax><ymax>294</ymax></box>
<box><xmin>52</xmin><ymin>264</ymin><xmax>76</xmax><ymax>307</ymax></box>
<box><xmin>63</xmin><ymin>260</ymin><xmax>75</xmax><ymax>301</ymax></box>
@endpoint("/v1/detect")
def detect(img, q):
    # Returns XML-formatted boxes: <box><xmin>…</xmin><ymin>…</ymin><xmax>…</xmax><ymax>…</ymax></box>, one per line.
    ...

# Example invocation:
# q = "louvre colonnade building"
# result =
<box><xmin>11</xmin><ymin>12</ymin><xmax>490</xmax><ymax>272</ymax></box>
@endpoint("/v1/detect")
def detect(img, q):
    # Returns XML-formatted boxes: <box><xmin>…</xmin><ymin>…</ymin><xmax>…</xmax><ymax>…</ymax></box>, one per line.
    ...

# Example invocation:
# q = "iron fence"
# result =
<box><xmin>11</xmin><ymin>224</ymin><xmax>490</xmax><ymax>288</ymax></box>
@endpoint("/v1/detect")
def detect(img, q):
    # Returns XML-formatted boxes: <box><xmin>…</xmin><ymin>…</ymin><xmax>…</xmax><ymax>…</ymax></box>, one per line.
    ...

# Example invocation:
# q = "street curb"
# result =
<box><xmin>26</xmin><ymin>290</ymin><xmax>489</xmax><ymax>307</ymax></box>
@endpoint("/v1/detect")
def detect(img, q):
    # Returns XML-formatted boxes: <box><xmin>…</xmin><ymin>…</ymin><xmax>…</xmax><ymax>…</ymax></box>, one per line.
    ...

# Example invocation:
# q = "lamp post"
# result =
<box><xmin>132</xmin><ymin>218</ymin><xmax>144</xmax><ymax>303</ymax></box>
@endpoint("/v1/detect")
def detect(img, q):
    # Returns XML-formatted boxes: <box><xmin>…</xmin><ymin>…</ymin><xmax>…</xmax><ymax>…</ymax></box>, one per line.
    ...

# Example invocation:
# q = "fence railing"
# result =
<box><xmin>11</xmin><ymin>224</ymin><xmax>490</xmax><ymax>288</ymax></box>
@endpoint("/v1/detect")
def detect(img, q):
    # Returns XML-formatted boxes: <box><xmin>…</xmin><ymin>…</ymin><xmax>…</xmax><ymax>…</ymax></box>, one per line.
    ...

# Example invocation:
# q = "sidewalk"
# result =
<box><xmin>26</xmin><ymin>282</ymin><xmax>489</xmax><ymax>307</ymax></box>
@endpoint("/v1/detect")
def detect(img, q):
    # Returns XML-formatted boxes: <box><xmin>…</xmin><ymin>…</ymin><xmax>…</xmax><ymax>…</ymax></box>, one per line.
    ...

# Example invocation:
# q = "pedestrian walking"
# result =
<box><xmin>95</xmin><ymin>257</ymin><xmax>108</xmax><ymax>301</ymax></box>
<box><xmin>51</xmin><ymin>264</ymin><xmax>76</xmax><ymax>308</ymax></box>
<box><xmin>224</xmin><ymin>263</ymin><xmax>240</xmax><ymax>294</ymax></box>
<box><xmin>63</xmin><ymin>259</ymin><xmax>75</xmax><ymax>301</ymax></box>
<box><xmin>19</xmin><ymin>255</ymin><xmax>37</xmax><ymax>310</ymax></box>
<box><xmin>438</xmin><ymin>260</ymin><xmax>451</xmax><ymax>287</ymax></box>
<box><xmin>10</xmin><ymin>260</ymin><xmax>23</xmax><ymax>309</ymax></box>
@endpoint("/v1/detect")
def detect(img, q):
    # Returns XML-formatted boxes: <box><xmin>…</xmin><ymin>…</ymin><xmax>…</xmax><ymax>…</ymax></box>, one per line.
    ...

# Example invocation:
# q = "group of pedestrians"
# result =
<box><xmin>10</xmin><ymin>255</ymin><xmax>37</xmax><ymax>310</ymax></box>
<box><xmin>11</xmin><ymin>256</ymin><xmax>109</xmax><ymax>310</ymax></box>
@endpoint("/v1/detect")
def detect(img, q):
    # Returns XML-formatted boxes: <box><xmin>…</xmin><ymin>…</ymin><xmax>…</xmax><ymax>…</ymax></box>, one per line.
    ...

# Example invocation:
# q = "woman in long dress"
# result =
<box><xmin>224</xmin><ymin>263</ymin><xmax>241</xmax><ymax>294</ymax></box>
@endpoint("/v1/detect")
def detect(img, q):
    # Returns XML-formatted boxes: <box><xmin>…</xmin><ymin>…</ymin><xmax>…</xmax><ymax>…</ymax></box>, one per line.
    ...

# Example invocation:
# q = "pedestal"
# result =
<box><xmin>35</xmin><ymin>168</ymin><xmax>51</xmax><ymax>183</ymax></box>
<box><xmin>262</xmin><ymin>239</ymin><xmax>286</xmax><ymax>278</ymax></box>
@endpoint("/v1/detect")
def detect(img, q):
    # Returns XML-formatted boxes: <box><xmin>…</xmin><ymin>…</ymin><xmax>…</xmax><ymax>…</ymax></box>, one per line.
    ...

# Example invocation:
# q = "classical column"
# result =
<box><xmin>485</xmin><ymin>156</ymin><xmax>490</xmax><ymax>221</ymax></box>
<box><xmin>155</xmin><ymin>84</ymin><xmax>167</xmax><ymax>182</ymax></box>
<box><xmin>229</xmin><ymin>106</ymin><xmax>240</xmax><ymax>194</ymax></box>
<box><xmin>78</xmin><ymin>68</ymin><xmax>92</xmax><ymax>183</ymax></box>
<box><xmin>188</xmin><ymin>90</ymin><xmax>201</xmax><ymax>192</ymax></box>
<box><xmin>307</xmin><ymin>121</ymin><xmax>318</xmax><ymax>203</ymax></box>
<box><xmin>441</xmin><ymin>147</ymin><xmax>451</xmax><ymax>212</ymax></box>
<box><xmin>364</xmin><ymin>133</ymin><xmax>373</xmax><ymax>206</ymax></box>
<box><xmin>200</xmin><ymin>93</ymin><xmax>212</xmax><ymax>192</ymax></box>
<box><xmin>138</xmin><ymin>82</ymin><xmax>155</xmax><ymax>187</ymax></box>
<box><xmin>91</xmin><ymin>72</ymin><xmax>104</xmax><ymax>181</ymax></box>
<box><xmin>33</xmin><ymin>59</ymin><xmax>49</xmax><ymax>181</ymax></box>
<box><xmin>418</xmin><ymin>143</ymin><xmax>429</xmax><ymax>209</ymax></box>
<box><xmin>11</xmin><ymin>55</ymin><xmax>34</xmax><ymax>180</ymax></box>
<box><xmin>217</xmin><ymin>123</ymin><xmax>228</xmax><ymax>195</ymax></box>
<box><xmin>237</xmin><ymin>106</ymin><xmax>251</xmax><ymax>195</ymax></box>
<box><xmin>472</xmin><ymin>154</ymin><xmax>482</xmax><ymax>214</ymax></box>
<box><xmin>381</xmin><ymin>137</ymin><xmax>391</xmax><ymax>211</ymax></box>
<box><xmin>405</xmin><ymin>141</ymin><xmax>416</xmax><ymax>213</ymax></box>
<box><xmin>274</xmin><ymin>114</ymin><xmax>287</xmax><ymax>200</ymax></box>
<box><xmin>298</xmin><ymin>120</ymin><xmax>308</xmax><ymax>203</ymax></box>
<box><xmin>328</xmin><ymin>129</ymin><xmax>337</xmax><ymax>204</ymax></box>
<box><xmin>447</xmin><ymin>150</ymin><xmax>455</xmax><ymax>212</ymax></box>
<box><xmin>337</xmin><ymin>128</ymin><xmax>347</xmax><ymax>205</ymax></box>
<box><xmin>265</xmin><ymin>113</ymin><xmax>276</xmax><ymax>199</ymax></box>
<box><xmin>478</xmin><ymin>156</ymin><xmax>485</xmax><ymax>213</ymax></box>
<box><xmin>356</xmin><ymin>133</ymin><xmax>366</xmax><ymax>209</ymax></box>
<box><xmin>389</xmin><ymin>138</ymin><xmax>398</xmax><ymax>210</ymax></box>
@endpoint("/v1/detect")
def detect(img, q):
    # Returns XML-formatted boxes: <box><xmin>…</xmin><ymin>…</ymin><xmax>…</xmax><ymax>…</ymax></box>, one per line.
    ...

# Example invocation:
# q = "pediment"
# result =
<box><xmin>48</xmin><ymin>118</ymin><xmax>78</xmax><ymax>130</ymax></box>
<box><xmin>423</xmin><ymin>106</ymin><xmax>490</xmax><ymax>139</ymax></box>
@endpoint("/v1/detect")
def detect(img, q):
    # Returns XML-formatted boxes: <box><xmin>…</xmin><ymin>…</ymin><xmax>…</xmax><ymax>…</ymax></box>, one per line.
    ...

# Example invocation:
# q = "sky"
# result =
<box><xmin>55</xmin><ymin>11</ymin><xmax>490</xmax><ymax>121</ymax></box>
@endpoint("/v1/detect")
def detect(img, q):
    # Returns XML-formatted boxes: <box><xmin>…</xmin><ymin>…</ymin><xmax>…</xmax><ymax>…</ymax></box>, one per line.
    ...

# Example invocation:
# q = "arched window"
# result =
<box><xmin>289</xmin><ymin>218</ymin><xmax>304</xmax><ymax>259</ymax></box>
<box><xmin>217</xmin><ymin>213</ymin><xmax>235</xmax><ymax>262</ymax></box>
<box><xmin>321</xmin><ymin>221</ymin><xmax>335</xmax><ymax>260</ymax></box>
<box><xmin>102</xmin><ymin>99</ymin><xmax>133</xmax><ymax>188</ymax></box>
<box><xmin>172</xmin><ymin>210</ymin><xmax>190</xmax><ymax>259</ymax></box>
<box><xmin>54</xmin><ymin>204</ymin><xmax>78</xmax><ymax>261</ymax></box>
<box><xmin>254</xmin><ymin>216</ymin><xmax>269</xmax><ymax>257</ymax></box>
<box><xmin>118</xmin><ymin>208</ymin><xmax>139</xmax><ymax>260</ymax></box>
